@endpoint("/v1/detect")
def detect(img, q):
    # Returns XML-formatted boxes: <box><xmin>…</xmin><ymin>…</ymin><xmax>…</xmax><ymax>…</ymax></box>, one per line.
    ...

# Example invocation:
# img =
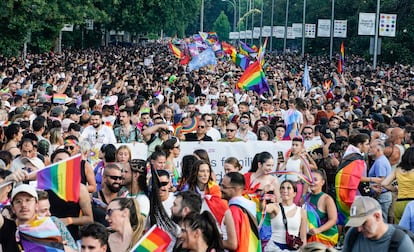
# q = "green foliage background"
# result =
<box><xmin>1</xmin><ymin>0</ymin><xmax>413</xmax><ymax>64</ymax></box>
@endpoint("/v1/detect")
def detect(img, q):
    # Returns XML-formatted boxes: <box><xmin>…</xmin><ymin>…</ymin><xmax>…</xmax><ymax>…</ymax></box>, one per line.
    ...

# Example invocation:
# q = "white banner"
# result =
<box><xmin>379</xmin><ymin>13</ymin><xmax>397</xmax><ymax>37</ymax></box>
<box><xmin>305</xmin><ymin>24</ymin><xmax>316</xmax><ymax>38</ymax></box>
<box><xmin>229</xmin><ymin>32</ymin><xmax>239</xmax><ymax>40</ymax></box>
<box><xmin>240</xmin><ymin>31</ymin><xmax>246</xmax><ymax>39</ymax></box>
<box><xmin>292</xmin><ymin>23</ymin><xmax>303</xmax><ymax>38</ymax></box>
<box><xmin>287</xmin><ymin>27</ymin><xmax>295</xmax><ymax>39</ymax></box>
<box><xmin>334</xmin><ymin>20</ymin><xmax>347</xmax><ymax>38</ymax></box>
<box><xmin>273</xmin><ymin>26</ymin><xmax>285</xmax><ymax>38</ymax></box>
<box><xmin>358</xmin><ymin>13</ymin><xmax>376</xmax><ymax>35</ymax></box>
<box><xmin>174</xmin><ymin>140</ymin><xmax>322</xmax><ymax>178</ymax></box>
<box><xmin>262</xmin><ymin>26</ymin><xmax>272</xmax><ymax>37</ymax></box>
<box><xmin>85</xmin><ymin>19</ymin><xmax>94</xmax><ymax>30</ymax></box>
<box><xmin>245</xmin><ymin>30</ymin><xmax>253</xmax><ymax>39</ymax></box>
<box><xmin>253</xmin><ymin>27</ymin><xmax>261</xmax><ymax>38</ymax></box>
<box><xmin>317</xmin><ymin>19</ymin><xmax>331</xmax><ymax>37</ymax></box>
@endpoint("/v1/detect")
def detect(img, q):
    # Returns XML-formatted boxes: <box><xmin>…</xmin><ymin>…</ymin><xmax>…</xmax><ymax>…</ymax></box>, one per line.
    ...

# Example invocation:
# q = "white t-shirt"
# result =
<box><xmin>80</xmin><ymin>125</ymin><xmax>117</xmax><ymax>146</ymax></box>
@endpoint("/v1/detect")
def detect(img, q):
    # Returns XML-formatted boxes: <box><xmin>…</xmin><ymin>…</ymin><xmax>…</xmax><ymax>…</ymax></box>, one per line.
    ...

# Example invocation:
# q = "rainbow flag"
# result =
<box><xmin>257</xmin><ymin>37</ymin><xmax>268</xmax><ymax>66</ymax></box>
<box><xmin>236</xmin><ymin>60</ymin><xmax>269</xmax><ymax>95</ymax></box>
<box><xmin>233</xmin><ymin>53</ymin><xmax>250</xmax><ymax>70</ymax></box>
<box><xmin>173</xmin><ymin>116</ymin><xmax>200</xmax><ymax>136</ymax></box>
<box><xmin>239</xmin><ymin>41</ymin><xmax>257</xmax><ymax>56</ymax></box>
<box><xmin>338</xmin><ymin>42</ymin><xmax>345</xmax><ymax>73</ymax></box>
<box><xmin>53</xmin><ymin>94</ymin><xmax>67</xmax><ymax>104</ymax></box>
<box><xmin>37</xmin><ymin>155</ymin><xmax>82</xmax><ymax>202</ymax></box>
<box><xmin>129</xmin><ymin>225</ymin><xmax>171</xmax><ymax>252</ymax></box>
<box><xmin>230</xmin><ymin>204</ymin><xmax>262</xmax><ymax>252</ymax></box>
<box><xmin>18</xmin><ymin>216</ymin><xmax>65</xmax><ymax>252</ymax></box>
<box><xmin>168</xmin><ymin>42</ymin><xmax>182</xmax><ymax>59</ymax></box>
<box><xmin>222</xmin><ymin>41</ymin><xmax>237</xmax><ymax>56</ymax></box>
<box><xmin>335</xmin><ymin>153</ymin><xmax>365</xmax><ymax>225</ymax></box>
<box><xmin>305</xmin><ymin>199</ymin><xmax>338</xmax><ymax>247</ymax></box>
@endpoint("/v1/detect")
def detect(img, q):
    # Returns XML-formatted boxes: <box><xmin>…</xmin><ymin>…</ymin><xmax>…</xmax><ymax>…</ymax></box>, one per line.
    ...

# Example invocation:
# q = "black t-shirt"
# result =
<box><xmin>184</xmin><ymin>133</ymin><xmax>213</xmax><ymax>142</ymax></box>
<box><xmin>0</xmin><ymin>218</ymin><xmax>19</xmax><ymax>252</ymax></box>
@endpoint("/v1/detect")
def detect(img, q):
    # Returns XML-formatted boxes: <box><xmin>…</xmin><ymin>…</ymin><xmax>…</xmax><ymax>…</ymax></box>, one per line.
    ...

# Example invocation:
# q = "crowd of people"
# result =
<box><xmin>1</xmin><ymin>41</ymin><xmax>414</xmax><ymax>252</ymax></box>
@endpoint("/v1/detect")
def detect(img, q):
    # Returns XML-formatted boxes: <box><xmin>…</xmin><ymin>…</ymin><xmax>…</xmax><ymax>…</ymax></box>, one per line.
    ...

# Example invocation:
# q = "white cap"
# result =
<box><xmin>11</xmin><ymin>184</ymin><xmax>38</xmax><ymax>201</ymax></box>
<box><xmin>21</xmin><ymin>157</ymin><xmax>45</xmax><ymax>170</ymax></box>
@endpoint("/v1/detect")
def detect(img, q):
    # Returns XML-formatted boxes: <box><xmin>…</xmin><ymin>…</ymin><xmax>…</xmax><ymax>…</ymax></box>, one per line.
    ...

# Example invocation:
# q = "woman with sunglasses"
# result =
<box><xmin>178</xmin><ymin>211</ymin><xmax>224</xmax><ymax>252</ymax></box>
<box><xmin>159</xmin><ymin>138</ymin><xmax>181</xmax><ymax>189</ymax></box>
<box><xmin>278</xmin><ymin>136</ymin><xmax>316</xmax><ymax>206</ymax></box>
<box><xmin>106</xmin><ymin>198</ymin><xmax>145</xmax><ymax>252</ymax></box>
<box><xmin>264</xmin><ymin>180</ymin><xmax>307</xmax><ymax>251</ymax></box>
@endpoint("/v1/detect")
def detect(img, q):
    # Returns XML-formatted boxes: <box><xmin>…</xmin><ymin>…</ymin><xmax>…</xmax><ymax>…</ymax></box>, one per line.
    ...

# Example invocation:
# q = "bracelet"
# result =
<box><xmin>67</xmin><ymin>217</ymin><xmax>73</xmax><ymax>225</ymax></box>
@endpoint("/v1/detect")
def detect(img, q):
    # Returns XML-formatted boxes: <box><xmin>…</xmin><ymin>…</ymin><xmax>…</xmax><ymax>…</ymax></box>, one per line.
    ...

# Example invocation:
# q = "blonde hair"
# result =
<box><xmin>116</xmin><ymin>145</ymin><xmax>132</xmax><ymax>162</ymax></box>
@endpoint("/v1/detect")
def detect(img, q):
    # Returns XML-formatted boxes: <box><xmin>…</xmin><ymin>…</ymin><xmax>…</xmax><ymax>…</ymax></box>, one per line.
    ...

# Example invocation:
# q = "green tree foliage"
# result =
<box><xmin>214</xmin><ymin>11</ymin><xmax>231</xmax><ymax>41</ymax></box>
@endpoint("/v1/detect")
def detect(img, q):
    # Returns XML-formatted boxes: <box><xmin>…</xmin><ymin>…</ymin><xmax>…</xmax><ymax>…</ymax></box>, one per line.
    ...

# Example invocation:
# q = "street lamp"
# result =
<box><xmin>222</xmin><ymin>0</ymin><xmax>237</xmax><ymax>32</ymax></box>
<box><xmin>200</xmin><ymin>0</ymin><xmax>204</xmax><ymax>32</ymax></box>
<box><xmin>329</xmin><ymin>0</ymin><xmax>335</xmax><ymax>59</ymax></box>
<box><xmin>283</xmin><ymin>0</ymin><xmax>289</xmax><ymax>52</ymax></box>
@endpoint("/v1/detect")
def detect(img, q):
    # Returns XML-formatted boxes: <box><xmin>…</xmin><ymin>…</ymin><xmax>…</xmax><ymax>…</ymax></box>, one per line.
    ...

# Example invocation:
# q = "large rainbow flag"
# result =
<box><xmin>37</xmin><ymin>155</ymin><xmax>82</xmax><ymax>202</ymax></box>
<box><xmin>305</xmin><ymin>199</ymin><xmax>338</xmax><ymax>247</ymax></box>
<box><xmin>236</xmin><ymin>60</ymin><xmax>269</xmax><ymax>95</ymax></box>
<box><xmin>168</xmin><ymin>42</ymin><xmax>182</xmax><ymax>59</ymax></box>
<box><xmin>335</xmin><ymin>153</ymin><xmax>365</xmax><ymax>225</ymax></box>
<box><xmin>230</xmin><ymin>204</ymin><xmax>262</xmax><ymax>252</ymax></box>
<box><xmin>129</xmin><ymin>225</ymin><xmax>171</xmax><ymax>252</ymax></box>
<box><xmin>18</xmin><ymin>216</ymin><xmax>65</xmax><ymax>252</ymax></box>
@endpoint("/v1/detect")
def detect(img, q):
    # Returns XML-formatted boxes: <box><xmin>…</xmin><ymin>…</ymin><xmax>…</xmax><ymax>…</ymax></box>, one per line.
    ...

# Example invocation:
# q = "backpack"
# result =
<box><xmin>348</xmin><ymin>225</ymin><xmax>414</xmax><ymax>251</ymax></box>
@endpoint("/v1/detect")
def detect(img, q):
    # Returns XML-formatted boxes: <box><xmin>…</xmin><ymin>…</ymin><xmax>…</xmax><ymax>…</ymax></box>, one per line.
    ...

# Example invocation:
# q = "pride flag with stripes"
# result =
<box><xmin>338</xmin><ymin>42</ymin><xmax>345</xmax><ymax>73</ymax></box>
<box><xmin>37</xmin><ymin>155</ymin><xmax>81</xmax><ymax>202</ymax></box>
<box><xmin>129</xmin><ymin>225</ymin><xmax>171</xmax><ymax>252</ymax></box>
<box><xmin>168</xmin><ymin>42</ymin><xmax>182</xmax><ymax>59</ymax></box>
<box><xmin>236</xmin><ymin>60</ymin><xmax>269</xmax><ymax>94</ymax></box>
<box><xmin>53</xmin><ymin>94</ymin><xmax>67</xmax><ymax>104</ymax></box>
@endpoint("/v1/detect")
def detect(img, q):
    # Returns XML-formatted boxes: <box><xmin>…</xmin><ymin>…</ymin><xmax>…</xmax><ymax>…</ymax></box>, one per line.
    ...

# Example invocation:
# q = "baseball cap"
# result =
<box><xmin>21</xmin><ymin>157</ymin><xmax>45</xmax><ymax>170</ymax></box>
<box><xmin>11</xmin><ymin>184</ymin><xmax>38</xmax><ymax>201</ymax></box>
<box><xmin>65</xmin><ymin>108</ymin><xmax>81</xmax><ymax>116</ymax></box>
<box><xmin>346</xmin><ymin>196</ymin><xmax>381</xmax><ymax>227</ymax></box>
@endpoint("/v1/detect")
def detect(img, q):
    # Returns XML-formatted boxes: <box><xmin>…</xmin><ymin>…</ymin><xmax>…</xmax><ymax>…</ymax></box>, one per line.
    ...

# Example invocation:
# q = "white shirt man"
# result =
<box><xmin>202</xmin><ymin>114</ymin><xmax>221</xmax><ymax>141</ymax></box>
<box><xmin>80</xmin><ymin>111</ymin><xmax>116</xmax><ymax>146</ymax></box>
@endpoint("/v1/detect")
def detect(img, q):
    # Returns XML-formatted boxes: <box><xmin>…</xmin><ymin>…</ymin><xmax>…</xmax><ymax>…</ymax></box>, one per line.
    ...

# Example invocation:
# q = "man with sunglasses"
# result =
<box><xmin>218</xmin><ymin>122</ymin><xmax>243</xmax><ymax>142</ymax></box>
<box><xmin>202</xmin><ymin>113</ymin><xmax>221</xmax><ymax>141</ymax></box>
<box><xmin>184</xmin><ymin>119</ymin><xmax>212</xmax><ymax>142</ymax></box>
<box><xmin>91</xmin><ymin>163</ymin><xmax>123</xmax><ymax>226</ymax></box>
<box><xmin>236</xmin><ymin>115</ymin><xmax>257</xmax><ymax>141</ymax></box>
<box><xmin>301</xmin><ymin>126</ymin><xmax>315</xmax><ymax>141</ymax></box>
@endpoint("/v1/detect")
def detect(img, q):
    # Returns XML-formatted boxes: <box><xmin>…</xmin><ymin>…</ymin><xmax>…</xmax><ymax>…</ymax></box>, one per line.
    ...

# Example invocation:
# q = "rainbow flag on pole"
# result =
<box><xmin>168</xmin><ymin>42</ymin><xmax>182</xmax><ymax>59</ymax></box>
<box><xmin>236</xmin><ymin>60</ymin><xmax>269</xmax><ymax>94</ymax></box>
<box><xmin>37</xmin><ymin>155</ymin><xmax>82</xmax><ymax>202</ymax></box>
<box><xmin>129</xmin><ymin>225</ymin><xmax>171</xmax><ymax>252</ymax></box>
<box><xmin>338</xmin><ymin>42</ymin><xmax>345</xmax><ymax>74</ymax></box>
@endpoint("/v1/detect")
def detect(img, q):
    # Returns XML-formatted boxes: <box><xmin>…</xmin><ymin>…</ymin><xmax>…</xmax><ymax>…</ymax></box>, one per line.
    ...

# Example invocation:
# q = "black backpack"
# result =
<box><xmin>347</xmin><ymin>225</ymin><xmax>414</xmax><ymax>251</ymax></box>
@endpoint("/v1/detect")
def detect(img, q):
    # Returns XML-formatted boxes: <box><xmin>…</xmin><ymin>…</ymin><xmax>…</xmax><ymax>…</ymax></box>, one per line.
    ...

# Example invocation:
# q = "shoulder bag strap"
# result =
<box><xmin>279</xmin><ymin>203</ymin><xmax>289</xmax><ymax>233</ymax></box>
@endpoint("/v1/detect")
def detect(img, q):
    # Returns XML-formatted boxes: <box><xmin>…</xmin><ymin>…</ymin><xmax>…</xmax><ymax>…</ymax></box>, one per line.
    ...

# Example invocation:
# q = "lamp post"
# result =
<box><xmin>373</xmin><ymin>0</ymin><xmax>380</xmax><ymax>68</ymax></box>
<box><xmin>222</xmin><ymin>0</ymin><xmax>237</xmax><ymax>32</ymax></box>
<box><xmin>200</xmin><ymin>0</ymin><xmax>204</xmax><ymax>32</ymax></box>
<box><xmin>329</xmin><ymin>0</ymin><xmax>335</xmax><ymax>59</ymax></box>
<box><xmin>283</xmin><ymin>0</ymin><xmax>289</xmax><ymax>52</ymax></box>
<box><xmin>270</xmin><ymin>0</ymin><xmax>274</xmax><ymax>51</ymax></box>
<box><xmin>260</xmin><ymin>0</ymin><xmax>264</xmax><ymax>44</ymax></box>
<box><xmin>302</xmin><ymin>0</ymin><xmax>306</xmax><ymax>57</ymax></box>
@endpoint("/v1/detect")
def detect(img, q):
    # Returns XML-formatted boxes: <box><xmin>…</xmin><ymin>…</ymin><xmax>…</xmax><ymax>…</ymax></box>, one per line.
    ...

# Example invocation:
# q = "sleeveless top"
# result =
<box><xmin>396</xmin><ymin>169</ymin><xmax>414</xmax><ymax>199</ymax></box>
<box><xmin>284</xmin><ymin>158</ymin><xmax>302</xmax><ymax>182</ymax></box>
<box><xmin>270</xmin><ymin>204</ymin><xmax>301</xmax><ymax>244</ymax></box>
<box><xmin>308</xmin><ymin>192</ymin><xmax>327</xmax><ymax>221</ymax></box>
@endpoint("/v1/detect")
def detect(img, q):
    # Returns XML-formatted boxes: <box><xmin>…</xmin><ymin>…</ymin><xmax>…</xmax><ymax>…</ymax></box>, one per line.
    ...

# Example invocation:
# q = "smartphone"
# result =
<box><xmin>277</xmin><ymin>151</ymin><xmax>284</xmax><ymax>163</ymax></box>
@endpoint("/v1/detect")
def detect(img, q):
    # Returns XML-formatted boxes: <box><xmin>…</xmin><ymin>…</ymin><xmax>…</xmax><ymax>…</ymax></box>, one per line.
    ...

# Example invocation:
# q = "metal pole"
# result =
<box><xmin>238</xmin><ymin>0</ymin><xmax>241</xmax><ymax>42</ymax></box>
<box><xmin>329</xmin><ymin>0</ymin><xmax>334</xmax><ymax>59</ymax></box>
<box><xmin>270</xmin><ymin>0</ymin><xmax>274</xmax><ymax>51</ymax></box>
<box><xmin>245</xmin><ymin>0</ymin><xmax>249</xmax><ymax>42</ymax></box>
<box><xmin>251</xmin><ymin>0</ymin><xmax>254</xmax><ymax>45</ymax></box>
<box><xmin>284</xmin><ymin>0</ymin><xmax>289</xmax><ymax>52</ymax></box>
<box><xmin>302</xmin><ymin>0</ymin><xmax>306</xmax><ymax>57</ymax></box>
<box><xmin>260</xmin><ymin>0</ymin><xmax>264</xmax><ymax>44</ymax></box>
<box><xmin>373</xmin><ymin>0</ymin><xmax>380</xmax><ymax>68</ymax></box>
<box><xmin>233</xmin><ymin>0</ymin><xmax>237</xmax><ymax>32</ymax></box>
<box><xmin>200</xmin><ymin>0</ymin><xmax>204</xmax><ymax>32</ymax></box>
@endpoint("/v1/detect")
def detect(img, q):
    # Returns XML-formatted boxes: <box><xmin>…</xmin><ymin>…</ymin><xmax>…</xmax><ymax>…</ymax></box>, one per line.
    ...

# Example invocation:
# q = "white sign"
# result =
<box><xmin>174</xmin><ymin>140</ymin><xmax>322</xmax><ymax>177</ymax></box>
<box><xmin>229</xmin><ymin>32</ymin><xmax>239</xmax><ymax>40</ymax></box>
<box><xmin>85</xmin><ymin>19</ymin><xmax>94</xmax><ymax>30</ymax></box>
<box><xmin>317</xmin><ymin>19</ymin><xmax>331</xmax><ymax>37</ymax></box>
<box><xmin>379</xmin><ymin>14</ymin><xmax>397</xmax><ymax>37</ymax></box>
<box><xmin>292</xmin><ymin>23</ymin><xmax>303</xmax><ymax>38</ymax></box>
<box><xmin>334</xmin><ymin>20</ymin><xmax>347</xmax><ymax>38</ymax></box>
<box><xmin>287</xmin><ymin>27</ymin><xmax>295</xmax><ymax>39</ymax></box>
<box><xmin>245</xmin><ymin>30</ymin><xmax>253</xmax><ymax>39</ymax></box>
<box><xmin>262</xmin><ymin>26</ymin><xmax>272</xmax><ymax>37</ymax></box>
<box><xmin>240</xmin><ymin>31</ymin><xmax>246</xmax><ymax>39</ymax></box>
<box><xmin>358</xmin><ymin>13</ymin><xmax>376</xmax><ymax>35</ymax></box>
<box><xmin>61</xmin><ymin>24</ymin><xmax>74</xmax><ymax>32</ymax></box>
<box><xmin>253</xmin><ymin>27</ymin><xmax>261</xmax><ymax>39</ymax></box>
<box><xmin>305</xmin><ymin>24</ymin><xmax>316</xmax><ymax>38</ymax></box>
<box><xmin>273</xmin><ymin>26</ymin><xmax>285</xmax><ymax>38</ymax></box>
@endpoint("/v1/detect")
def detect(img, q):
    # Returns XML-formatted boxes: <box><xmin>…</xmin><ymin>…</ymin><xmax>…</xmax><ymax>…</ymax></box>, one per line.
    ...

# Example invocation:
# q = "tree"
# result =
<box><xmin>214</xmin><ymin>11</ymin><xmax>231</xmax><ymax>41</ymax></box>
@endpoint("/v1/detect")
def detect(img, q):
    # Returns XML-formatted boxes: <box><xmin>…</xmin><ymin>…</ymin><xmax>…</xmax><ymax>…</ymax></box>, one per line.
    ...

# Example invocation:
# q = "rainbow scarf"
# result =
<box><xmin>305</xmin><ymin>195</ymin><xmax>338</xmax><ymax>247</ymax></box>
<box><xmin>17</xmin><ymin>216</ymin><xmax>64</xmax><ymax>252</ymax></box>
<box><xmin>335</xmin><ymin>152</ymin><xmax>365</xmax><ymax>225</ymax></box>
<box><xmin>198</xmin><ymin>181</ymin><xmax>228</xmax><ymax>224</ymax></box>
<box><xmin>129</xmin><ymin>225</ymin><xmax>171</xmax><ymax>252</ymax></box>
<box><xmin>236</xmin><ymin>60</ymin><xmax>269</xmax><ymax>95</ymax></box>
<box><xmin>37</xmin><ymin>155</ymin><xmax>82</xmax><ymax>202</ymax></box>
<box><xmin>230</xmin><ymin>204</ymin><xmax>262</xmax><ymax>252</ymax></box>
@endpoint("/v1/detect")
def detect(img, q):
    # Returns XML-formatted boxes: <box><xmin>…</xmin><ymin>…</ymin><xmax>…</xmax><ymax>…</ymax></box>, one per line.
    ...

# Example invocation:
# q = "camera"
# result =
<box><xmin>319</xmin><ymin>125</ymin><xmax>333</xmax><ymax>139</ymax></box>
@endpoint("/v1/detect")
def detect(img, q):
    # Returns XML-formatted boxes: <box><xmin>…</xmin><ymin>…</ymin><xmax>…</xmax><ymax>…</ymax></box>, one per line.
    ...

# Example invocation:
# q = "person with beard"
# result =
<box><xmin>80</xmin><ymin>111</ymin><xmax>116</xmax><ymax>147</ymax></box>
<box><xmin>91</xmin><ymin>163</ymin><xmax>123</xmax><ymax>226</ymax></box>
<box><xmin>114</xmin><ymin>109</ymin><xmax>143</xmax><ymax>143</ymax></box>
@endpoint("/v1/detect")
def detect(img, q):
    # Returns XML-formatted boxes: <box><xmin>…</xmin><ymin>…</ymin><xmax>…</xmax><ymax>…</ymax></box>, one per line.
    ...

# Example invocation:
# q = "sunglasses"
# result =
<box><xmin>108</xmin><ymin>175</ymin><xmax>123</xmax><ymax>181</ymax></box>
<box><xmin>226</xmin><ymin>129</ymin><xmax>236</xmax><ymax>132</ymax></box>
<box><xmin>206</xmin><ymin>119</ymin><xmax>213</xmax><ymax>122</ymax></box>
<box><xmin>106</xmin><ymin>208</ymin><xmax>122</xmax><ymax>216</ymax></box>
<box><xmin>240</xmin><ymin>121</ymin><xmax>249</xmax><ymax>124</ymax></box>
<box><xmin>198</xmin><ymin>125</ymin><xmax>205</xmax><ymax>129</ymax></box>
<box><xmin>64</xmin><ymin>145</ymin><xmax>75</xmax><ymax>151</ymax></box>
<box><xmin>159</xmin><ymin>181</ymin><xmax>169</xmax><ymax>187</ymax></box>
<box><xmin>303</xmin><ymin>132</ymin><xmax>313</xmax><ymax>135</ymax></box>
<box><xmin>173</xmin><ymin>145</ymin><xmax>180</xmax><ymax>149</ymax></box>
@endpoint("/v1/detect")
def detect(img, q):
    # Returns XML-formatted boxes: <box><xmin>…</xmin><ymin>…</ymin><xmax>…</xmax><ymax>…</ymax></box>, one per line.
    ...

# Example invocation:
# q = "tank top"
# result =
<box><xmin>309</xmin><ymin>192</ymin><xmax>327</xmax><ymax>221</ymax></box>
<box><xmin>270</xmin><ymin>204</ymin><xmax>301</xmax><ymax>244</ymax></box>
<box><xmin>396</xmin><ymin>169</ymin><xmax>414</xmax><ymax>199</ymax></box>
<box><xmin>284</xmin><ymin>157</ymin><xmax>302</xmax><ymax>182</ymax></box>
